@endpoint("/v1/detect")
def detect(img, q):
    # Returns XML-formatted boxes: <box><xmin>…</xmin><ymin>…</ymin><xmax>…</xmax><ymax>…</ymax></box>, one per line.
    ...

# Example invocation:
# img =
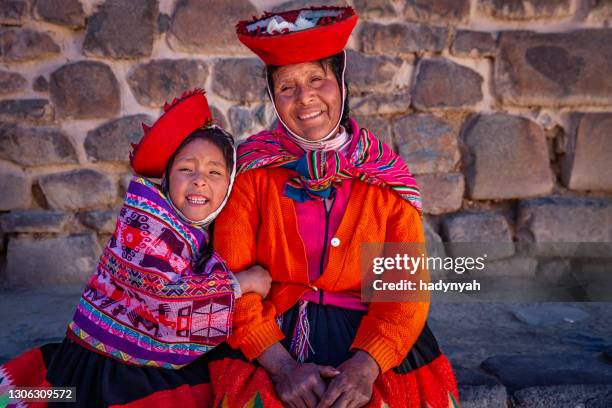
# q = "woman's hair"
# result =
<box><xmin>162</xmin><ymin>126</ymin><xmax>235</xmax><ymax>273</ymax></box>
<box><xmin>266</xmin><ymin>52</ymin><xmax>351</xmax><ymax>133</ymax></box>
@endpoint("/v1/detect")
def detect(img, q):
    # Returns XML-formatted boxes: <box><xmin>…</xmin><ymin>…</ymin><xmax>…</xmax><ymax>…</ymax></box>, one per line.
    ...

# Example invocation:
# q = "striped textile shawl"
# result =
<box><xmin>238</xmin><ymin>118</ymin><xmax>422</xmax><ymax>213</ymax></box>
<box><xmin>67</xmin><ymin>177</ymin><xmax>235</xmax><ymax>369</ymax></box>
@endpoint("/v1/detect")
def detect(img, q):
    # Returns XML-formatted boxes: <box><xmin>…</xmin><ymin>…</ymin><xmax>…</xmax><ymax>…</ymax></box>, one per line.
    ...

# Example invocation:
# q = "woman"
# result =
<box><xmin>209</xmin><ymin>6</ymin><xmax>459</xmax><ymax>408</ymax></box>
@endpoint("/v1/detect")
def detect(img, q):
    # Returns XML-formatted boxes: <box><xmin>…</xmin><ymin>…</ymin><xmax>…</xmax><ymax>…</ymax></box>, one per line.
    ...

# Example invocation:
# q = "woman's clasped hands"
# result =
<box><xmin>258</xmin><ymin>343</ymin><xmax>380</xmax><ymax>408</ymax></box>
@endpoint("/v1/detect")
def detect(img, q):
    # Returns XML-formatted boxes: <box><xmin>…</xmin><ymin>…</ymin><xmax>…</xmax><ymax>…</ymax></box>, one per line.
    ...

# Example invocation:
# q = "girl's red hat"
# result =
<box><xmin>130</xmin><ymin>89</ymin><xmax>212</xmax><ymax>178</ymax></box>
<box><xmin>236</xmin><ymin>6</ymin><xmax>358</xmax><ymax>66</ymax></box>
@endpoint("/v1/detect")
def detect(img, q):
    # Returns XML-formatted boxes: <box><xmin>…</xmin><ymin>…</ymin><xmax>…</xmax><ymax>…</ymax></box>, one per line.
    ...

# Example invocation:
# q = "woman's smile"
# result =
<box><xmin>297</xmin><ymin>109</ymin><xmax>324</xmax><ymax>120</ymax></box>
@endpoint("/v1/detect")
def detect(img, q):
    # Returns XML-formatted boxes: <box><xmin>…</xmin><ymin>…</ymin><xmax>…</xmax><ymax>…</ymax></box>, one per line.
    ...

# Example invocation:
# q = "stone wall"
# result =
<box><xmin>1</xmin><ymin>0</ymin><xmax>612</xmax><ymax>291</ymax></box>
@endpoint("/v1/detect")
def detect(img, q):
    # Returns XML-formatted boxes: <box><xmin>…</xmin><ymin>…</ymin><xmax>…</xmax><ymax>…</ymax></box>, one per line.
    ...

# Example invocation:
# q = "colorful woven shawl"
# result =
<box><xmin>67</xmin><ymin>177</ymin><xmax>235</xmax><ymax>369</ymax></box>
<box><xmin>238</xmin><ymin>118</ymin><xmax>422</xmax><ymax>213</ymax></box>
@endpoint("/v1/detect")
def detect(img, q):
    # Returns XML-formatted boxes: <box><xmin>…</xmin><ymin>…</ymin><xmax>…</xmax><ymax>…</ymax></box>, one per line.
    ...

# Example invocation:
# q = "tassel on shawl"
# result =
<box><xmin>289</xmin><ymin>300</ymin><xmax>314</xmax><ymax>363</ymax></box>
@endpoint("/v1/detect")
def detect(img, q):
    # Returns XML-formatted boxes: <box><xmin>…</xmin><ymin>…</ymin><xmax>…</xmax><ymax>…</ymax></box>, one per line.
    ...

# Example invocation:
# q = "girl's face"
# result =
<box><xmin>168</xmin><ymin>138</ymin><xmax>230</xmax><ymax>222</ymax></box>
<box><xmin>272</xmin><ymin>61</ymin><xmax>342</xmax><ymax>141</ymax></box>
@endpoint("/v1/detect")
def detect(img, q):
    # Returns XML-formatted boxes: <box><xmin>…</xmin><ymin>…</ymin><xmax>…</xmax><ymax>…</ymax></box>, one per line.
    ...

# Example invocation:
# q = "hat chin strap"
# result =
<box><xmin>267</xmin><ymin>50</ymin><xmax>347</xmax><ymax>151</ymax></box>
<box><xmin>163</xmin><ymin>144</ymin><xmax>237</xmax><ymax>228</ymax></box>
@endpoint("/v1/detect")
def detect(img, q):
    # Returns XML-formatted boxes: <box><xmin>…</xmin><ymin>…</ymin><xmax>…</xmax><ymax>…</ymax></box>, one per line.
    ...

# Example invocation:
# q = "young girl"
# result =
<box><xmin>0</xmin><ymin>89</ymin><xmax>270</xmax><ymax>407</ymax></box>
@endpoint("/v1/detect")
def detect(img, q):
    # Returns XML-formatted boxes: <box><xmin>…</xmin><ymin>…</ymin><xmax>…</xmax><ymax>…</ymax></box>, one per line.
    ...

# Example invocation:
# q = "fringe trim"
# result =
<box><xmin>289</xmin><ymin>300</ymin><xmax>314</xmax><ymax>363</ymax></box>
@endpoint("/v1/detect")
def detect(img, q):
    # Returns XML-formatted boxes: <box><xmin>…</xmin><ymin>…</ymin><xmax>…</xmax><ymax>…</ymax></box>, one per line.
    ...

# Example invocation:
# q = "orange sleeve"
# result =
<box><xmin>214</xmin><ymin>171</ymin><xmax>285</xmax><ymax>360</ymax></box>
<box><xmin>350</xmin><ymin>199</ymin><xmax>429</xmax><ymax>373</ymax></box>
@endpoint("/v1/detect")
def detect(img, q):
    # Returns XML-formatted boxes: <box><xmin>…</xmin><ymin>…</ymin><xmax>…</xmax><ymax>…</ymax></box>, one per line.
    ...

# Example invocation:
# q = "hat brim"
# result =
<box><xmin>130</xmin><ymin>91</ymin><xmax>212</xmax><ymax>178</ymax></box>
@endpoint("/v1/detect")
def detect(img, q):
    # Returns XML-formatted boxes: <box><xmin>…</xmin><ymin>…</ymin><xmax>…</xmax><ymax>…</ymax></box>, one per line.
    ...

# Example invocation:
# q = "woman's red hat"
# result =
<box><xmin>236</xmin><ymin>6</ymin><xmax>358</xmax><ymax>66</ymax></box>
<box><xmin>130</xmin><ymin>89</ymin><xmax>212</xmax><ymax>178</ymax></box>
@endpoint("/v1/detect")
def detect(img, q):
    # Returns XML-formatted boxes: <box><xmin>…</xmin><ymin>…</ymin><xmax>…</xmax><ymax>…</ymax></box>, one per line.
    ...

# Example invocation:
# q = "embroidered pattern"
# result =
<box><xmin>67</xmin><ymin>177</ymin><xmax>234</xmax><ymax>368</ymax></box>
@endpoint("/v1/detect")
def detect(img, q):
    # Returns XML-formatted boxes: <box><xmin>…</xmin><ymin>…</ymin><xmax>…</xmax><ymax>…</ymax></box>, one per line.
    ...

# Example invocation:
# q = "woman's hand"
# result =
<box><xmin>258</xmin><ymin>342</ymin><xmax>340</xmax><ymax>408</ymax></box>
<box><xmin>235</xmin><ymin>265</ymin><xmax>272</xmax><ymax>297</ymax></box>
<box><xmin>316</xmin><ymin>351</ymin><xmax>380</xmax><ymax>408</ymax></box>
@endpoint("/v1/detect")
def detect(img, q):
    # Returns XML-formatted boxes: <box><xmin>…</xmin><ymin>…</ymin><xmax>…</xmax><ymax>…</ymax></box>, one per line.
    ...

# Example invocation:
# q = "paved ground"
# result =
<box><xmin>1</xmin><ymin>287</ymin><xmax>611</xmax><ymax>407</ymax></box>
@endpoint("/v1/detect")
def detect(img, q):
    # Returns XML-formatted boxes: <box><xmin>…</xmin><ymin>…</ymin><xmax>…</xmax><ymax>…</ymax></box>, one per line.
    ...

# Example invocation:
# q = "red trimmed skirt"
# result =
<box><xmin>0</xmin><ymin>302</ymin><xmax>458</xmax><ymax>407</ymax></box>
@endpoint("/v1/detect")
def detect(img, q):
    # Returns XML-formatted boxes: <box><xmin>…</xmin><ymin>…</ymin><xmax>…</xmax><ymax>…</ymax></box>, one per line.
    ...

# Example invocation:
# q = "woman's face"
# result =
<box><xmin>168</xmin><ymin>138</ymin><xmax>230</xmax><ymax>222</ymax></box>
<box><xmin>271</xmin><ymin>61</ymin><xmax>342</xmax><ymax>141</ymax></box>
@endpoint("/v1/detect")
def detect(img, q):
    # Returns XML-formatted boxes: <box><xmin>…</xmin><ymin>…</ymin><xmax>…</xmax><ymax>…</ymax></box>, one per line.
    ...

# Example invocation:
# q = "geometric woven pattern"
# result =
<box><xmin>67</xmin><ymin>177</ymin><xmax>235</xmax><ymax>368</ymax></box>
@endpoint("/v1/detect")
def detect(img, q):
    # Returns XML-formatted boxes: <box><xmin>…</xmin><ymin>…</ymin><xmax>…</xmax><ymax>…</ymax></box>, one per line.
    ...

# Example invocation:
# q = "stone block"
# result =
<box><xmin>360</xmin><ymin>22</ymin><xmax>448</xmax><ymax>56</ymax></box>
<box><xmin>228</xmin><ymin>106</ymin><xmax>255</xmax><ymax>140</ymax></box>
<box><xmin>510</xmin><ymin>304</ymin><xmax>590</xmax><ymax>326</ymax></box>
<box><xmin>6</xmin><ymin>234</ymin><xmax>101</xmax><ymax>286</ymax></box>
<box><xmin>83</xmin><ymin>0</ymin><xmax>157</xmax><ymax>59</ymax></box>
<box><xmin>459</xmin><ymin>385</ymin><xmax>508</xmax><ymax>408</ymax></box>
<box><xmin>212</xmin><ymin>58</ymin><xmax>266</xmax><ymax>102</ymax></box>
<box><xmin>119</xmin><ymin>173</ymin><xmax>132</xmax><ymax>197</ymax></box>
<box><xmin>405</xmin><ymin>0</ymin><xmax>470</xmax><ymax>23</ymax></box>
<box><xmin>128</xmin><ymin>59</ymin><xmax>209</xmax><ymax>108</ymax></box>
<box><xmin>0</xmin><ymin>210</ymin><xmax>72</xmax><ymax>233</ymax></box>
<box><xmin>0</xmin><ymin>70</ymin><xmax>26</xmax><ymax>95</ymax></box>
<box><xmin>585</xmin><ymin>0</ymin><xmax>612</xmax><ymax>24</ymax></box>
<box><xmin>34</xmin><ymin>0</ymin><xmax>85</xmax><ymax>28</ymax></box>
<box><xmin>423</xmin><ymin>217</ymin><xmax>442</xmax><ymax>247</ymax></box>
<box><xmin>571</xmin><ymin>261</ymin><xmax>612</xmax><ymax>301</ymax></box>
<box><xmin>482</xmin><ymin>354</ymin><xmax>612</xmax><ymax>392</ymax></box>
<box><xmin>346</xmin><ymin>49</ymin><xmax>405</xmax><ymax>93</ymax></box>
<box><xmin>513</xmin><ymin>384</ymin><xmax>612</xmax><ymax>407</ymax></box>
<box><xmin>210</xmin><ymin>105</ymin><xmax>228</xmax><ymax>130</ymax></box>
<box><xmin>394</xmin><ymin>114</ymin><xmax>460</xmax><ymax>175</ymax></box>
<box><xmin>561</xmin><ymin>113</ymin><xmax>612</xmax><ymax>192</ymax></box>
<box><xmin>477</xmin><ymin>0</ymin><xmax>572</xmax><ymax>20</ymax></box>
<box><xmin>451</xmin><ymin>30</ymin><xmax>497</xmax><ymax>57</ymax></box>
<box><xmin>351</xmin><ymin>92</ymin><xmax>411</xmax><ymax>116</ymax></box>
<box><xmin>477</xmin><ymin>256</ymin><xmax>537</xmax><ymax>278</ymax></box>
<box><xmin>352</xmin><ymin>0</ymin><xmax>398</xmax><ymax>18</ymax></box>
<box><xmin>39</xmin><ymin>169</ymin><xmax>117</xmax><ymax>211</ymax></box>
<box><xmin>0</xmin><ymin>162</ymin><xmax>30</xmax><ymax>211</ymax></box>
<box><xmin>517</xmin><ymin>196</ymin><xmax>611</xmax><ymax>244</ymax></box>
<box><xmin>0</xmin><ymin>123</ymin><xmax>77</xmax><ymax>166</ymax></box>
<box><xmin>415</xmin><ymin>173</ymin><xmax>464</xmax><ymax>215</ymax></box>
<box><xmin>252</xmin><ymin>103</ymin><xmax>275</xmax><ymax>130</ymax></box>
<box><xmin>168</xmin><ymin>0</ymin><xmax>257</xmax><ymax>54</ymax></box>
<box><xmin>535</xmin><ymin>259</ymin><xmax>573</xmax><ymax>286</ymax></box>
<box><xmin>442</xmin><ymin>212</ymin><xmax>514</xmax><ymax>259</ymax></box>
<box><xmin>50</xmin><ymin>61</ymin><xmax>120</xmax><ymax>119</ymax></box>
<box><xmin>33</xmin><ymin>76</ymin><xmax>49</xmax><ymax>92</ymax></box>
<box><xmin>462</xmin><ymin>113</ymin><xmax>554</xmax><ymax>200</ymax></box>
<box><xmin>413</xmin><ymin>58</ymin><xmax>483</xmax><ymax>110</ymax></box>
<box><xmin>0</xmin><ymin>28</ymin><xmax>60</xmax><ymax>62</ymax></box>
<box><xmin>454</xmin><ymin>366</ymin><xmax>508</xmax><ymax>408</ymax></box>
<box><xmin>85</xmin><ymin>114</ymin><xmax>152</xmax><ymax>163</ymax></box>
<box><xmin>352</xmin><ymin>115</ymin><xmax>393</xmax><ymax>149</ymax></box>
<box><xmin>157</xmin><ymin>13</ymin><xmax>170</xmax><ymax>33</ymax></box>
<box><xmin>423</xmin><ymin>218</ymin><xmax>446</xmax><ymax>279</ymax></box>
<box><xmin>266</xmin><ymin>0</ymin><xmax>346</xmax><ymax>13</ymax></box>
<box><xmin>495</xmin><ymin>29</ymin><xmax>612</xmax><ymax>107</ymax></box>
<box><xmin>79</xmin><ymin>208</ymin><xmax>120</xmax><ymax>234</ymax></box>
<box><xmin>0</xmin><ymin>99</ymin><xmax>54</xmax><ymax>124</ymax></box>
<box><xmin>0</xmin><ymin>1</ymin><xmax>27</xmax><ymax>25</ymax></box>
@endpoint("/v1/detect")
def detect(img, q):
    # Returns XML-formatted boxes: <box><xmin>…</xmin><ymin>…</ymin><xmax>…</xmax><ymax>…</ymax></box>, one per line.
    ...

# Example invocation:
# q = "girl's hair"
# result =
<box><xmin>163</xmin><ymin>127</ymin><xmax>235</xmax><ymax>178</ymax></box>
<box><xmin>162</xmin><ymin>126</ymin><xmax>235</xmax><ymax>273</ymax></box>
<box><xmin>266</xmin><ymin>52</ymin><xmax>351</xmax><ymax>133</ymax></box>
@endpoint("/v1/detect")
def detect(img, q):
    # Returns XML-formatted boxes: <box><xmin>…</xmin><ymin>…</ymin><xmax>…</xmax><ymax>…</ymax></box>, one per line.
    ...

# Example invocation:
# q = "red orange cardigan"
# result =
<box><xmin>214</xmin><ymin>167</ymin><xmax>428</xmax><ymax>373</ymax></box>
